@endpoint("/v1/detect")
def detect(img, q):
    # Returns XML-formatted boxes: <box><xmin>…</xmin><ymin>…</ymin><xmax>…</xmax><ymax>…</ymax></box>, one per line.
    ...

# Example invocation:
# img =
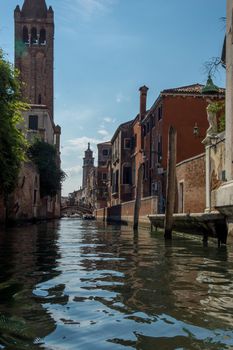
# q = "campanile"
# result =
<box><xmin>14</xmin><ymin>0</ymin><xmax>54</xmax><ymax>119</ymax></box>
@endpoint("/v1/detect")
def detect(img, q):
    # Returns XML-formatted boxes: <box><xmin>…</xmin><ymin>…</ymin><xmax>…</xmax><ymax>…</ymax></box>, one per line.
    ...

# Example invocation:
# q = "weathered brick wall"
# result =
<box><xmin>211</xmin><ymin>139</ymin><xmax>225</xmax><ymax>208</ymax></box>
<box><xmin>95</xmin><ymin>196</ymin><xmax>158</xmax><ymax>226</ymax></box>
<box><xmin>176</xmin><ymin>154</ymin><xmax>205</xmax><ymax>213</ymax></box>
<box><xmin>15</xmin><ymin>11</ymin><xmax>54</xmax><ymax>119</ymax></box>
<box><xmin>8</xmin><ymin>162</ymin><xmax>40</xmax><ymax>222</ymax></box>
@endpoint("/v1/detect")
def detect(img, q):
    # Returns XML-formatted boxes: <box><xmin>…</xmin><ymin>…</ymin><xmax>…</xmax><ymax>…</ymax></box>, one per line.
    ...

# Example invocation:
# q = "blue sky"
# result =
<box><xmin>1</xmin><ymin>0</ymin><xmax>226</xmax><ymax>195</ymax></box>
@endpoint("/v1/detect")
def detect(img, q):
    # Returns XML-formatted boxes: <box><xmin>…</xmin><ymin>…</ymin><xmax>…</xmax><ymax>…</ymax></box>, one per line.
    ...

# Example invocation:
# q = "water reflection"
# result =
<box><xmin>0</xmin><ymin>219</ymin><xmax>233</xmax><ymax>349</ymax></box>
<box><xmin>0</xmin><ymin>221</ymin><xmax>61</xmax><ymax>349</ymax></box>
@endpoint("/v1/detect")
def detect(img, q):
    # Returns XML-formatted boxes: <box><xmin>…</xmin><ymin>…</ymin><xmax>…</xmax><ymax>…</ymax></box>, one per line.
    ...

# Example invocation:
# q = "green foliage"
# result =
<box><xmin>218</xmin><ymin>113</ymin><xmax>225</xmax><ymax>132</ymax></box>
<box><xmin>28</xmin><ymin>140</ymin><xmax>66</xmax><ymax>198</ymax></box>
<box><xmin>207</xmin><ymin>101</ymin><xmax>225</xmax><ymax>132</ymax></box>
<box><xmin>0</xmin><ymin>49</ymin><xmax>28</xmax><ymax>200</ymax></box>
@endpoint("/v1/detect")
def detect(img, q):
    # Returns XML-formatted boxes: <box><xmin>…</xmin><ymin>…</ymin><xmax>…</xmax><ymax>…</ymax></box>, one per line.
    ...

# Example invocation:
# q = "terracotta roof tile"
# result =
<box><xmin>162</xmin><ymin>83</ymin><xmax>225</xmax><ymax>95</ymax></box>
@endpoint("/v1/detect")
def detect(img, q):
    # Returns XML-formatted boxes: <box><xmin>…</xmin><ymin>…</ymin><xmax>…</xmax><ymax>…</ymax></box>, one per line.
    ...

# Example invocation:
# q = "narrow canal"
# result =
<box><xmin>0</xmin><ymin>219</ymin><xmax>233</xmax><ymax>349</ymax></box>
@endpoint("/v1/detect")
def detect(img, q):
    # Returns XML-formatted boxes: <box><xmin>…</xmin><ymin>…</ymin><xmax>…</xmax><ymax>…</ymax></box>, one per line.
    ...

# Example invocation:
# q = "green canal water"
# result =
<box><xmin>0</xmin><ymin>219</ymin><xmax>232</xmax><ymax>349</ymax></box>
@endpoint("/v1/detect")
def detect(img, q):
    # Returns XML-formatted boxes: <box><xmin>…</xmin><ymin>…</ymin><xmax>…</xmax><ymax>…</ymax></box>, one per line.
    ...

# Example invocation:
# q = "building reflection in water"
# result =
<box><xmin>0</xmin><ymin>219</ymin><xmax>232</xmax><ymax>350</ymax></box>
<box><xmin>77</xmin><ymin>221</ymin><xmax>233</xmax><ymax>348</ymax></box>
<box><xmin>0</xmin><ymin>221</ymin><xmax>62</xmax><ymax>349</ymax></box>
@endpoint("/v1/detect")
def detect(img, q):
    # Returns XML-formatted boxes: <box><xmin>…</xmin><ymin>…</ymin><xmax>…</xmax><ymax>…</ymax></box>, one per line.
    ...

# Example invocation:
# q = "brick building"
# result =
<box><xmin>96</xmin><ymin>142</ymin><xmax>111</xmax><ymax>209</ymax></box>
<box><xmin>176</xmin><ymin>154</ymin><xmax>206</xmax><ymax>213</ymax></box>
<box><xmin>141</xmin><ymin>83</ymin><xmax>224</xmax><ymax>212</ymax></box>
<box><xmin>94</xmin><ymin>81</ymin><xmax>224</xmax><ymax>218</ymax></box>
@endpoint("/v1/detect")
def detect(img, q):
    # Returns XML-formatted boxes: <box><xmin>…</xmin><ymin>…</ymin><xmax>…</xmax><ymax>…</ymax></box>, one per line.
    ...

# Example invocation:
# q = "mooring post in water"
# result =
<box><xmin>164</xmin><ymin>126</ymin><xmax>177</xmax><ymax>239</ymax></box>
<box><xmin>133</xmin><ymin>163</ymin><xmax>143</xmax><ymax>231</ymax></box>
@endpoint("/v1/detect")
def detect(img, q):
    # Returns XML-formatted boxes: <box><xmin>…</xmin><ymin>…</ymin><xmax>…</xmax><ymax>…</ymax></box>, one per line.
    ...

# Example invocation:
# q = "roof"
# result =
<box><xmin>161</xmin><ymin>83</ymin><xmax>225</xmax><ymax>95</ymax></box>
<box><xmin>21</xmin><ymin>0</ymin><xmax>48</xmax><ymax>18</ymax></box>
<box><xmin>111</xmin><ymin>120</ymin><xmax>133</xmax><ymax>143</ymax></box>
<box><xmin>97</xmin><ymin>141</ymin><xmax>111</xmax><ymax>147</ymax></box>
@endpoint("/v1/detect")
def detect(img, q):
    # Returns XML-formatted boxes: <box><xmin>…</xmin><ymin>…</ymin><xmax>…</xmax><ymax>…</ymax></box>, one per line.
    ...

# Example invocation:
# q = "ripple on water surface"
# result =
<box><xmin>0</xmin><ymin>219</ymin><xmax>233</xmax><ymax>349</ymax></box>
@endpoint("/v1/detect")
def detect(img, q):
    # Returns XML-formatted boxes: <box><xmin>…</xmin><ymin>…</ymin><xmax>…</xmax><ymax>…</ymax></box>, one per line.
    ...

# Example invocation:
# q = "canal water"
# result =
<box><xmin>0</xmin><ymin>220</ymin><xmax>233</xmax><ymax>350</ymax></box>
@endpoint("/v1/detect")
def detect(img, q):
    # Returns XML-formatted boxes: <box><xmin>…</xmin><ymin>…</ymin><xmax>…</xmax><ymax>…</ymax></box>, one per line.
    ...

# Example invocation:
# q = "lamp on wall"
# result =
<box><xmin>210</xmin><ymin>135</ymin><xmax>219</xmax><ymax>148</ymax></box>
<box><xmin>193</xmin><ymin>122</ymin><xmax>200</xmax><ymax>137</ymax></box>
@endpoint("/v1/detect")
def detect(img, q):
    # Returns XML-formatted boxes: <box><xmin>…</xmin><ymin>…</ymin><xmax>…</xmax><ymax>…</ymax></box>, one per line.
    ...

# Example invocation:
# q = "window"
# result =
<box><xmin>31</xmin><ymin>27</ymin><xmax>37</xmax><ymax>45</ymax></box>
<box><xmin>142</xmin><ymin>125</ymin><xmax>146</xmax><ymax>136</ymax></box>
<box><xmin>158</xmin><ymin>105</ymin><xmax>163</xmax><ymax>120</ymax></box>
<box><xmin>112</xmin><ymin>170</ymin><xmax>119</xmax><ymax>193</ymax></box>
<box><xmin>146</xmin><ymin>122</ymin><xmax>150</xmax><ymax>133</ymax></box>
<box><xmin>123</xmin><ymin>166</ymin><xmax>132</xmax><ymax>185</ymax></box>
<box><xmin>29</xmin><ymin>115</ymin><xmax>38</xmax><ymax>130</ymax></box>
<box><xmin>151</xmin><ymin>182</ymin><xmax>158</xmax><ymax>195</ymax></box>
<box><xmin>39</xmin><ymin>29</ymin><xmax>46</xmax><ymax>45</ymax></box>
<box><xmin>151</xmin><ymin>115</ymin><xmax>155</xmax><ymax>127</ymax></box>
<box><xmin>143</xmin><ymin>161</ymin><xmax>149</xmax><ymax>180</ymax></box>
<box><xmin>102</xmin><ymin>149</ymin><xmax>108</xmax><ymax>156</ymax></box>
<box><xmin>124</xmin><ymin>138</ymin><xmax>131</xmax><ymax>149</ymax></box>
<box><xmin>38</xmin><ymin>94</ymin><xmax>42</xmax><ymax>104</ymax></box>
<box><xmin>23</xmin><ymin>26</ymin><xmax>29</xmax><ymax>43</ymax></box>
<box><xmin>102</xmin><ymin>173</ymin><xmax>107</xmax><ymax>181</ymax></box>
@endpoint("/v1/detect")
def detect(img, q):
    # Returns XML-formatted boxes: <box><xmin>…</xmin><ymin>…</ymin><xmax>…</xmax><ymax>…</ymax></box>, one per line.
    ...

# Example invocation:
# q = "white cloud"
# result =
<box><xmin>103</xmin><ymin>117</ymin><xmax>116</xmax><ymax>123</ymax></box>
<box><xmin>98</xmin><ymin>129</ymin><xmax>110</xmax><ymax>137</ymax></box>
<box><xmin>62</xmin><ymin>136</ymin><xmax>100</xmax><ymax>156</ymax></box>
<box><xmin>116</xmin><ymin>92</ymin><xmax>130</xmax><ymax>104</ymax></box>
<box><xmin>64</xmin><ymin>165</ymin><xmax>82</xmax><ymax>177</ymax></box>
<box><xmin>62</xmin><ymin>135</ymin><xmax>111</xmax><ymax>157</ymax></box>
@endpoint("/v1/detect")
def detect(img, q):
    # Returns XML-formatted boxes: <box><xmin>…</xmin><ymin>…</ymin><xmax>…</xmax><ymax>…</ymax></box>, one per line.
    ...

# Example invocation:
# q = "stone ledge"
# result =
<box><xmin>148</xmin><ymin>212</ymin><xmax>227</xmax><ymax>241</ymax></box>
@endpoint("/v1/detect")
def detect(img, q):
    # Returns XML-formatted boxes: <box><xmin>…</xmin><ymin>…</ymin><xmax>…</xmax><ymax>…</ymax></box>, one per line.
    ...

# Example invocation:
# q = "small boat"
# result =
<box><xmin>83</xmin><ymin>214</ymin><xmax>96</xmax><ymax>220</ymax></box>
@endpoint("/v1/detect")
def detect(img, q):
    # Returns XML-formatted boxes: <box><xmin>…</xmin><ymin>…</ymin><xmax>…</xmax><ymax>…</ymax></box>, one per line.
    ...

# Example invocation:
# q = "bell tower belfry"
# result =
<box><xmin>14</xmin><ymin>0</ymin><xmax>54</xmax><ymax>119</ymax></box>
<box><xmin>82</xmin><ymin>143</ymin><xmax>95</xmax><ymax>188</ymax></box>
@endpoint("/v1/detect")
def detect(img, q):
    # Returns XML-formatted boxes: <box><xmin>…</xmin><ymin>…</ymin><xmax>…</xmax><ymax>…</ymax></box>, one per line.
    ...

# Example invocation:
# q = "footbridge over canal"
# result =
<box><xmin>61</xmin><ymin>204</ymin><xmax>93</xmax><ymax>216</ymax></box>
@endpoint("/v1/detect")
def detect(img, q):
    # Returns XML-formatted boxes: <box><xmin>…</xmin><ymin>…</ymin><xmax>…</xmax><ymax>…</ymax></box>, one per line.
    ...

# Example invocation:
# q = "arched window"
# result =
<box><xmin>38</xmin><ymin>94</ymin><xmax>42</xmax><ymax>104</ymax></box>
<box><xmin>39</xmin><ymin>29</ymin><xmax>46</xmax><ymax>45</ymax></box>
<box><xmin>22</xmin><ymin>26</ymin><xmax>29</xmax><ymax>43</ymax></box>
<box><xmin>31</xmin><ymin>27</ymin><xmax>37</xmax><ymax>45</ymax></box>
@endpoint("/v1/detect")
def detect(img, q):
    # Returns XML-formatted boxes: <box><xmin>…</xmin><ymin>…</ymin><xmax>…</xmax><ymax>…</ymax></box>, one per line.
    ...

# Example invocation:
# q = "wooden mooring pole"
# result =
<box><xmin>164</xmin><ymin>126</ymin><xmax>177</xmax><ymax>239</ymax></box>
<box><xmin>133</xmin><ymin>163</ymin><xmax>143</xmax><ymax>231</ymax></box>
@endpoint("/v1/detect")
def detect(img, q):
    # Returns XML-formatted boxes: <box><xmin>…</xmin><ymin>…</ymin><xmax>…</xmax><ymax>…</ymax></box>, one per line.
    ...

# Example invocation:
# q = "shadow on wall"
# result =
<box><xmin>107</xmin><ymin>205</ymin><xmax>124</xmax><ymax>224</ymax></box>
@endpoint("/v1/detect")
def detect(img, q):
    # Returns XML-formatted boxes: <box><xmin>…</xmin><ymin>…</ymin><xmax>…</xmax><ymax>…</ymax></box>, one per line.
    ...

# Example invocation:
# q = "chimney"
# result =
<box><xmin>139</xmin><ymin>85</ymin><xmax>149</xmax><ymax>120</ymax></box>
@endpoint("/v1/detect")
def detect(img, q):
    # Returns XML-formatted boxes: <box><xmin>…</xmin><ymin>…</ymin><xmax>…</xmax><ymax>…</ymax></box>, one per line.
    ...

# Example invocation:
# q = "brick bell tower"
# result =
<box><xmin>82</xmin><ymin>143</ymin><xmax>95</xmax><ymax>188</ymax></box>
<box><xmin>14</xmin><ymin>0</ymin><xmax>54</xmax><ymax>120</ymax></box>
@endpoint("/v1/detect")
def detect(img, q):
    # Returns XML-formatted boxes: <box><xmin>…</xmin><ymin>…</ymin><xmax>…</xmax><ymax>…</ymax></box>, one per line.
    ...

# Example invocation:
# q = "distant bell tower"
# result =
<box><xmin>14</xmin><ymin>0</ymin><xmax>54</xmax><ymax>119</ymax></box>
<box><xmin>82</xmin><ymin>143</ymin><xmax>95</xmax><ymax>188</ymax></box>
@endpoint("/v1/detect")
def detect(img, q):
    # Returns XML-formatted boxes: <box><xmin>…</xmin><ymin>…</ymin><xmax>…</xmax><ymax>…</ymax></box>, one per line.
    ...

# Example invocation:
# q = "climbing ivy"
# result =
<box><xmin>207</xmin><ymin>101</ymin><xmax>225</xmax><ymax>132</ymax></box>
<box><xmin>0</xmin><ymin>49</ymin><xmax>28</xmax><ymax>201</ymax></box>
<box><xmin>28</xmin><ymin>140</ymin><xmax>66</xmax><ymax>198</ymax></box>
